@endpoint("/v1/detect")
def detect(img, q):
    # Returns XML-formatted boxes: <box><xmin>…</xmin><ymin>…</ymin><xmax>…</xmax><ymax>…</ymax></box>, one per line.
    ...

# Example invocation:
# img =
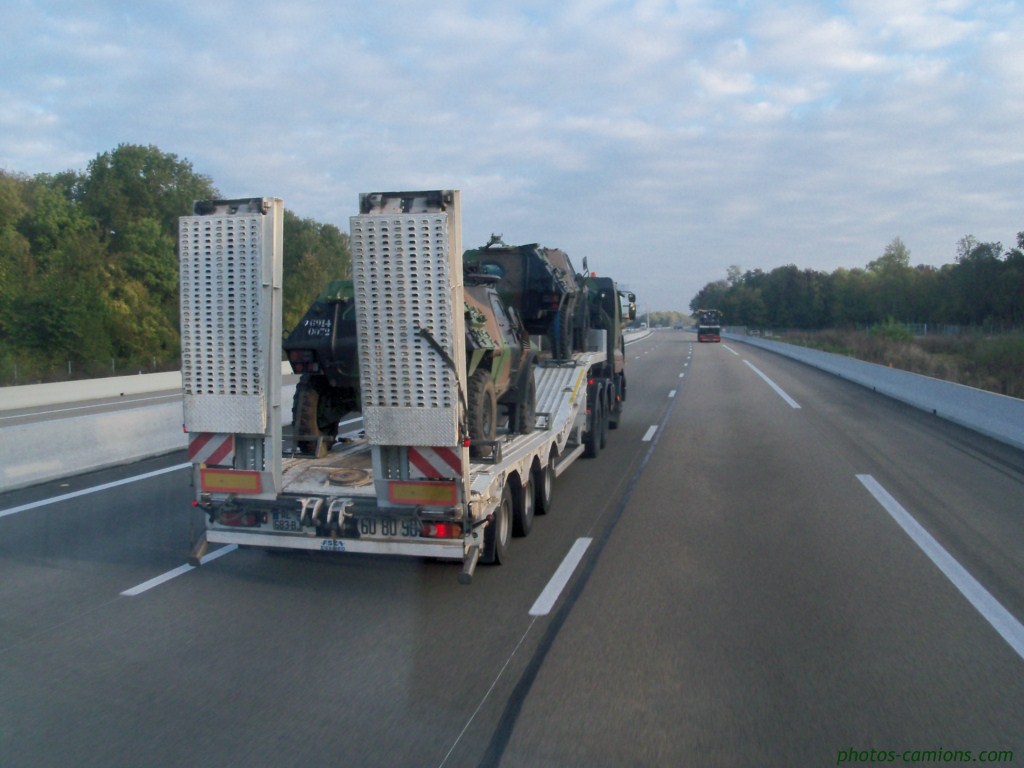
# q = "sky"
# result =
<box><xmin>2</xmin><ymin>0</ymin><xmax>1022</xmax><ymax>313</ymax></box>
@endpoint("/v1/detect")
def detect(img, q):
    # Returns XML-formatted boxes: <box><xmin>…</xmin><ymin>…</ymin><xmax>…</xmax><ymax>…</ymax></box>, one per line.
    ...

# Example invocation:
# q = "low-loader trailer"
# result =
<box><xmin>180</xmin><ymin>191</ymin><xmax>628</xmax><ymax>583</ymax></box>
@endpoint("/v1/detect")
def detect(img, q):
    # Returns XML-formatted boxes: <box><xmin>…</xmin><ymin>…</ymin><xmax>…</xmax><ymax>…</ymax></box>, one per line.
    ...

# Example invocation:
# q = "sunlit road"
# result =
<box><xmin>2</xmin><ymin>332</ymin><xmax>1021</xmax><ymax>767</ymax></box>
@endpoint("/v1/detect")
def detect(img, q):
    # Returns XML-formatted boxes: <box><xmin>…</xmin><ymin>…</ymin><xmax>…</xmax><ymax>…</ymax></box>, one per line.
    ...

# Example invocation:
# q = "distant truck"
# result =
<box><xmin>697</xmin><ymin>309</ymin><xmax>722</xmax><ymax>342</ymax></box>
<box><xmin>179</xmin><ymin>191</ymin><xmax>636</xmax><ymax>583</ymax></box>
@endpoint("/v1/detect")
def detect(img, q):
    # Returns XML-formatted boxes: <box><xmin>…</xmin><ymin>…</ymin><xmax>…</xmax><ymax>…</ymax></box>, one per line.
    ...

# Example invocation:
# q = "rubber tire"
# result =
<box><xmin>482</xmin><ymin>483</ymin><xmax>512</xmax><ymax>564</ymax></box>
<box><xmin>467</xmin><ymin>369</ymin><xmax>497</xmax><ymax>459</ymax></box>
<box><xmin>609</xmin><ymin>374</ymin><xmax>624</xmax><ymax>430</ymax></box>
<box><xmin>512</xmin><ymin>476</ymin><xmax>534</xmax><ymax>538</ymax></box>
<box><xmin>293</xmin><ymin>375</ymin><xmax>338</xmax><ymax>458</ymax></box>
<box><xmin>552</xmin><ymin>299</ymin><xmax>575</xmax><ymax>360</ymax></box>
<box><xmin>515</xmin><ymin>370</ymin><xmax>537</xmax><ymax>435</ymax></box>
<box><xmin>599</xmin><ymin>392</ymin><xmax>609</xmax><ymax>449</ymax></box>
<box><xmin>583</xmin><ymin>398</ymin><xmax>602</xmax><ymax>458</ymax></box>
<box><xmin>533</xmin><ymin>460</ymin><xmax>554</xmax><ymax>516</ymax></box>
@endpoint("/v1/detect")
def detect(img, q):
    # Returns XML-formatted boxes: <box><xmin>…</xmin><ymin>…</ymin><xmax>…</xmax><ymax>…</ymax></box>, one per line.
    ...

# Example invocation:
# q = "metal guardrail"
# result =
<box><xmin>726</xmin><ymin>332</ymin><xmax>1024</xmax><ymax>452</ymax></box>
<box><xmin>17</xmin><ymin>326</ymin><xmax>1011</xmax><ymax>494</ymax></box>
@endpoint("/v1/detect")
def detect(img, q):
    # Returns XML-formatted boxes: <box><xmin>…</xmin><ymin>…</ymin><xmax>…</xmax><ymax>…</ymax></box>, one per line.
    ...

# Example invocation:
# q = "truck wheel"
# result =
<box><xmin>467</xmin><ymin>369</ymin><xmax>497</xmax><ymax>459</ymax></box>
<box><xmin>482</xmin><ymin>483</ymin><xmax>512</xmax><ymax>564</ymax></box>
<box><xmin>609</xmin><ymin>374</ymin><xmax>624</xmax><ymax>430</ymax></box>
<box><xmin>533</xmin><ymin>459</ymin><xmax>554</xmax><ymax>515</ymax></box>
<box><xmin>294</xmin><ymin>375</ymin><xmax>338</xmax><ymax>458</ymax></box>
<box><xmin>515</xmin><ymin>370</ymin><xmax>537</xmax><ymax>435</ymax></box>
<box><xmin>583</xmin><ymin>399</ymin><xmax>602</xmax><ymax>458</ymax></box>
<box><xmin>599</xmin><ymin>393</ymin><xmax>609</xmax><ymax>449</ymax></box>
<box><xmin>512</xmin><ymin>475</ymin><xmax>534</xmax><ymax>537</ymax></box>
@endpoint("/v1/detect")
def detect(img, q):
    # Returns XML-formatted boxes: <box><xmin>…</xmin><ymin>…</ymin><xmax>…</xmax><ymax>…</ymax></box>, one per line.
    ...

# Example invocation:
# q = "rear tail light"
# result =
<box><xmin>288</xmin><ymin>349</ymin><xmax>319</xmax><ymax>373</ymax></box>
<box><xmin>420</xmin><ymin>522</ymin><xmax>463</xmax><ymax>539</ymax></box>
<box><xmin>218</xmin><ymin>510</ymin><xmax>265</xmax><ymax>527</ymax></box>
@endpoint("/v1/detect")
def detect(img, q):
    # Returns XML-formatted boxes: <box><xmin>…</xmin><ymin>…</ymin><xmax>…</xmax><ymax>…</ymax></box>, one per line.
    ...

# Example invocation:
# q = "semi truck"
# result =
<box><xmin>697</xmin><ymin>309</ymin><xmax>722</xmax><ymax>343</ymax></box>
<box><xmin>179</xmin><ymin>191</ymin><xmax>635</xmax><ymax>583</ymax></box>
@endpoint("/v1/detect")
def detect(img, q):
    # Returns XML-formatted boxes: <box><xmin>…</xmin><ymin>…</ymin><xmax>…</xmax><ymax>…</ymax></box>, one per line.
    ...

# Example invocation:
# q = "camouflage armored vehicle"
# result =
<box><xmin>284</xmin><ymin>269</ymin><xmax>537</xmax><ymax>459</ymax></box>
<box><xmin>283</xmin><ymin>279</ymin><xmax>361</xmax><ymax>457</ymax></box>
<box><xmin>582</xmin><ymin>275</ymin><xmax>636</xmax><ymax>433</ymax></box>
<box><xmin>463</xmin><ymin>236</ymin><xmax>587</xmax><ymax>359</ymax></box>
<box><xmin>463</xmin><ymin>264</ymin><xmax>538</xmax><ymax>458</ymax></box>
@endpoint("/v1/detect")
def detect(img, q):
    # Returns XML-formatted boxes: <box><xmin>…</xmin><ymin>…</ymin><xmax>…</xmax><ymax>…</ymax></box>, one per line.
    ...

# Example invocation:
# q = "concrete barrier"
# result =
<box><xmin>0</xmin><ymin>384</ymin><xmax>296</xmax><ymax>493</ymax></box>
<box><xmin>0</xmin><ymin>403</ymin><xmax>187</xmax><ymax>491</ymax></box>
<box><xmin>6</xmin><ymin>330</ymin><xmax>1020</xmax><ymax>491</ymax></box>
<box><xmin>726</xmin><ymin>333</ymin><xmax>1024</xmax><ymax>451</ymax></box>
<box><xmin>1</xmin><ymin>330</ymin><xmax>642</xmax><ymax>492</ymax></box>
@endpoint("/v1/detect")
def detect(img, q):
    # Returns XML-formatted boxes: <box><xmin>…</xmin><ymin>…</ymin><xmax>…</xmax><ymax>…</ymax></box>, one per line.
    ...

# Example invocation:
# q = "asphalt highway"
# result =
<box><xmin>1</xmin><ymin>331</ymin><xmax>1021</xmax><ymax>767</ymax></box>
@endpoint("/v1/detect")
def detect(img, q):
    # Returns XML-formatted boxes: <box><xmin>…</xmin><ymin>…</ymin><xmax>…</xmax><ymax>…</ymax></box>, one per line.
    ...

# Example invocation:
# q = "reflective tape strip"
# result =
<box><xmin>388</xmin><ymin>480</ymin><xmax>457</xmax><ymax>506</ymax></box>
<box><xmin>188</xmin><ymin>433</ymin><xmax>235</xmax><ymax>465</ymax></box>
<box><xmin>408</xmin><ymin>447</ymin><xmax>462</xmax><ymax>479</ymax></box>
<box><xmin>200</xmin><ymin>468</ymin><xmax>261</xmax><ymax>494</ymax></box>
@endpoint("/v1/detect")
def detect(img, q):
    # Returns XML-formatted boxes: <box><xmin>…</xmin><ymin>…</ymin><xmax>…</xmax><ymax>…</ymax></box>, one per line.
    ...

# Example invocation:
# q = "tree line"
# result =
<box><xmin>689</xmin><ymin>235</ymin><xmax>1024</xmax><ymax>331</ymax></box>
<box><xmin>0</xmin><ymin>144</ymin><xmax>351</xmax><ymax>385</ymax></box>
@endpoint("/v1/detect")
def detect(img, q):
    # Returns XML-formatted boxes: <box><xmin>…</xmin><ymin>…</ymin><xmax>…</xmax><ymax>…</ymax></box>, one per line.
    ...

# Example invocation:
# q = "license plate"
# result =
<box><xmin>271</xmin><ymin>512</ymin><xmax>302</xmax><ymax>532</ymax></box>
<box><xmin>357</xmin><ymin>517</ymin><xmax>420</xmax><ymax>538</ymax></box>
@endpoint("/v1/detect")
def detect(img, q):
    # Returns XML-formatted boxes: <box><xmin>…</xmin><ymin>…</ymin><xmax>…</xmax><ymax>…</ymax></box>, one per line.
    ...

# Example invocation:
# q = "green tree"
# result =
<box><xmin>79</xmin><ymin>143</ymin><xmax>217</xmax><ymax>247</ymax></box>
<box><xmin>689</xmin><ymin>279</ymin><xmax>730</xmax><ymax>316</ymax></box>
<box><xmin>0</xmin><ymin>172</ymin><xmax>33</xmax><ymax>341</ymax></box>
<box><xmin>953</xmin><ymin>236</ymin><xmax>1004</xmax><ymax>325</ymax></box>
<box><xmin>283</xmin><ymin>211</ymin><xmax>351</xmax><ymax>331</ymax></box>
<box><xmin>117</xmin><ymin>217</ymin><xmax>178</xmax><ymax>305</ymax></box>
<box><xmin>76</xmin><ymin>144</ymin><xmax>219</xmax><ymax>366</ymax></box>
<box><xmin>867</xmin><ymin>237</ymin><xmax>913</xmax><ymax>320</ymax></box>
<box><xmin>1002</xmin><ymin>233</ymin><xmax>1024</xmax><ymax>326</ymax></box>
<box><xmin>12</xmin><ymin>227</ymin><xmax>114</xmax><ymax>376</ymax></box>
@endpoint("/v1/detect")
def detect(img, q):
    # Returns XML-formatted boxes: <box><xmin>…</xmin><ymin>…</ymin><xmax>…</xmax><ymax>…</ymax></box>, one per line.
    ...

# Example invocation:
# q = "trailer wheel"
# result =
<box><xmin>515</xmin><ymin>369</ymin><xmax>537</xmax><ymax>435</ymax></box>
<box><xmin>482</xmin><ymin>483</ymin><xmax>512</xmax><ymax>564</ymax></box>
<box><xmin>512</xmin><ymin>474</ymin><xmax>534</xmax><ymax>537</ymax></box>
<box><xmin>584</xmin><ymin>399</ymin><xmax>602</xmax><ymax>458</ymax></box>
<box><xmin>599</xmin><ymin>391</ymin><xmax>610</xmax><ymax>449</ymax></box>
<box><xmin>467</xmin><ymin>369</ymin><xmax>497</xmax><ymax>458</ymax></box>
<box><xmin>533</xmin><ymin>459</ymin><xmax>554</xmax><ymax>516</ymax></box>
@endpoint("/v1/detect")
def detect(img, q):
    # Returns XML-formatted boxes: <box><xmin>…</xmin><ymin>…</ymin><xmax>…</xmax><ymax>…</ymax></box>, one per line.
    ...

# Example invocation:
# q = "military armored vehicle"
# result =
<box><xmin>285</xmin><ymin>269</ymin><xmax>537</xmax><ymax>459</ymax></box>
<box><xmin>582</xmin><ymin>275</ymin><xmax>636</xmax><ymax>434</ymax></box>
<box><xmin>463</xmin><ymin>265</ymin><xmax>538</xmax><ymax>458</ymax></box>
<box><xmin>283</xmin><ymin>280</ymin><xmax>361</xmax><ymax>457</ymax></box>
<box><xmin>463</xmin><ymin>236</ymin><xmax>587</xmax><ymax>359</ymax></box>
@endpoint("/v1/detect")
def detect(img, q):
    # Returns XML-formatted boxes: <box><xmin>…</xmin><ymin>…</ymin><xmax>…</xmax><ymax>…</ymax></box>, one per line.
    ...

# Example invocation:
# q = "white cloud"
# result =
<box><xmin>0</xmin><ymin>0</ymin><xmax>1020</xmax><ymax>310</ymax></box>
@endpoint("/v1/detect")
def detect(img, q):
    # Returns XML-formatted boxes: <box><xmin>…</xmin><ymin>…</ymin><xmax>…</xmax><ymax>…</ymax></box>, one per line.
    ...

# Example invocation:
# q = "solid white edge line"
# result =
<box><xmin>121</xmin><ymin>545</ymin><xmax>239</xmax><ymax>597</ymax></box>
<box><xmin>121</xmin><ymin>563</ymin><xmax>194</xmax><ymax>596</ymax></box>
<box><xmin>857</xmin><ymin>474</ymin><xmax>1024</xmax><ymax>662</ymax></box>
<box><xmin>529</xmin><ymin>538</ymin><xmax>593</xmax><ymax>616</ymax></box>
<box><xmin>200</xmin><ymin>543</ymin><xmax>238</xmax><ymax>564</ymax></box>
<box><xmin>1</xmin><ymin>462</ymin><xmax>193</xmax><ymax>518</ymax></box>
<box><xmin>743</xmin><ymin>360</ymin><xmax>801</xmax><ymax>409</ymax></box>
<box><xmin>642</xmin><ymin>426</ymin><xmax>658</xmax><ymax>442</ymax></box>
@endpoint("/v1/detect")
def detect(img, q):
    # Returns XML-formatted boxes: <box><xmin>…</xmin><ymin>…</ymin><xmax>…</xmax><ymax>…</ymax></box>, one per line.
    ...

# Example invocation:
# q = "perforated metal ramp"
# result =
<box><xmin>179</xmin><ymin>209</ymin><xmax>269</xmax><ymax>434</ymax></box>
